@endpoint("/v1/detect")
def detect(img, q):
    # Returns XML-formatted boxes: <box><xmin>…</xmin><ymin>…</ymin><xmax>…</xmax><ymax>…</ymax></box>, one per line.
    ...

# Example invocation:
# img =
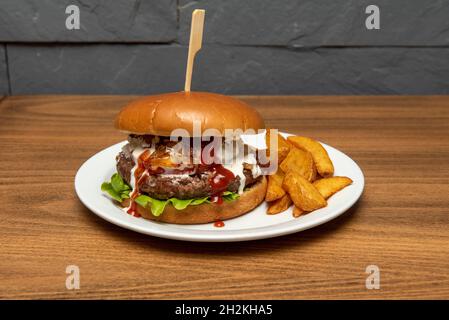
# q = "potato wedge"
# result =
<box><xmin>313</xmin><ymin>176</ymin><xmax>353</xmax><ymax>199</ymax></box>
<box><xmin>292</xmin><ymin>206</ymin><xmax>304</xmax><ymax>218</ymax></box>
<box><xmin>278</xmin><ymin>135</ymin><xmax>291</xmax><ymax>161</ymax></box>
<box><xmin>280</xmin><ymin>148</ymin><xmax>317</xmax><ymax>182</ymax></box>
<box><xmin>265</xmin><ymin>170</ymin><xmax>286</xmax><ymax>202</ymax></box>
<box><xmin>287</xmin><ymin>136</ymin><xmax>334</xmax><ymax>177</ymax></box>
<box><xmin>266</xmin><ymin>129</ymin><xmax>290</xmax><ymax>163</ymax></box>
<box><xmin>282</xmin><ymin>171</ymin><xmax>327</xmax><ymax>211</ymax></box>
<box><xmin>267</xmin><ymin>194</ymin><xmax>292</xmax><ymax>215</ymax></box>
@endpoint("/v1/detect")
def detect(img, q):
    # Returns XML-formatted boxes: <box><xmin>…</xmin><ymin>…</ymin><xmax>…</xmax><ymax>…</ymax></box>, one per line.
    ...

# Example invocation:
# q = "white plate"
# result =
<box><xmin>75</xmin><ymin>134</ymin><xmax>364</xmax><ymax>242</ymax></box>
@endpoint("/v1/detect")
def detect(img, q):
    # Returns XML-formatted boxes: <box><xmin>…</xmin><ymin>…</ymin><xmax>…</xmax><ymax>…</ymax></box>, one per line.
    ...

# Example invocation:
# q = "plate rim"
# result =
<box><xmin>75</xmin><ymin>135</ymin><xmax>364</xmax><ymax>242</ymax></box>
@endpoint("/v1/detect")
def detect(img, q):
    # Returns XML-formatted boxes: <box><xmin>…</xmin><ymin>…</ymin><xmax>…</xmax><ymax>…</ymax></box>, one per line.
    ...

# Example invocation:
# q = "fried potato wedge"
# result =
<box><xmin>313</xmin><ymin>176</ymin><xmax>353</xmax><ymax>199</ymax></box>
<box><xmin>287</xmin><ymin>136</ymin><xmax>334</xmax><ymax>177</ymax></box>
<box><xmin>267</xmin><ymin>194</ymin><xmax>292</xmax><ymax>215</ymax></box>
<box><xmin>265</xmin><ymin>170</ymin><xmax>286</xmax><ymax>202</ymax></box>
<box><xmin>280</xmin><ymin>148</ymin><xmax>317</xmax><ymax>182</ymax></box>
<box><xmin>282</xmin><ymin>171</ymin><xmax>327</xmax><ymax>211</ymax></box>
<box><xmin>277</xmin><ymin>134</ymin><xmax>291</xmax><ymax>161</ymax></box>
<box><xmin>292</xmin><ymin>206</ymin><xmax>304</xmax><ymax>218</ymax></box>
<box><xmin>266</xmin><ymin>129</ymin><xmax>291</xmax><ymax>163</ymax></box>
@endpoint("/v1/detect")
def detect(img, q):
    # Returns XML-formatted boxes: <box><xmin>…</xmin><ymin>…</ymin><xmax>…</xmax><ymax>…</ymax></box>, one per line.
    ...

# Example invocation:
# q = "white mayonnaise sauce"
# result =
<box><xmin>221</xmin><ymin>139</ymin><xmax>262</xmax><ymax>194</ymax></box>
<box><xmin>244</xmin><ymin>152</ymin><xmax>262</xmax><ymax>178</ymax></box>
<box><xmin>128</xmin><ymin>146</ymin><xmax>147</xmax><ymax>190</ymax></box>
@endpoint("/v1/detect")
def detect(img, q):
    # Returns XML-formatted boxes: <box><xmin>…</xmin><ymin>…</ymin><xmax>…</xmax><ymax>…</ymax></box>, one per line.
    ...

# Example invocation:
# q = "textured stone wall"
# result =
<box><xmin>1</xmin><ymin>0</ymin><xmax>448</xmax><ymax>95</ymax></box>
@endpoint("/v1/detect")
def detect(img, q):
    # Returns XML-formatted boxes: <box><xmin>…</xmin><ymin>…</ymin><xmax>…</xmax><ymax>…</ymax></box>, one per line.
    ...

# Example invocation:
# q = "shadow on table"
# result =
<box><xmin>79</xmin><ymin>200</ymin><xmax>361</xmax><ymax>257</ymax></box>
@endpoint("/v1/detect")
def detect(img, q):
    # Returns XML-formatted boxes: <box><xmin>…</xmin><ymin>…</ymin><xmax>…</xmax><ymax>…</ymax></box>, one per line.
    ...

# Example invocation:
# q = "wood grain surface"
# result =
<box><xmin>0</xmin><ymin>95</ymin><xmax>448</xmax><ymax>299</ymax></box>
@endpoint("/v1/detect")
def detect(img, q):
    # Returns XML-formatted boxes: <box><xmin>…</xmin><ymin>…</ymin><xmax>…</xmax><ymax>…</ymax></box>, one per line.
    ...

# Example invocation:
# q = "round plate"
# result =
<box><xmin>75</xmin><ymin>134</ymin><xmax>364</xmax><ymax>242</ymax></box>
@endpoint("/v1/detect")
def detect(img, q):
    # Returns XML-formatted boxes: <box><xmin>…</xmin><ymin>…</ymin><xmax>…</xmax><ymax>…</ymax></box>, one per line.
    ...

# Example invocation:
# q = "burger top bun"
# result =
<box><xmin>114</xmin><ymin>91</ymin><xmax>265</xmax><ymax>136</ymax></box>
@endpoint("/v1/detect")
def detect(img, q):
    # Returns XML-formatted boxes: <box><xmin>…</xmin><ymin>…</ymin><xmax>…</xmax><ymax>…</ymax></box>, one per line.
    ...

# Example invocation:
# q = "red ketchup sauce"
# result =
<box><xmin>126</xmin><ymin>149</ymin><xmax>153</xmax><ymax>217</ymax></box>
<box><xmin>126</xmin><ymin>201</ymin><xmax>141</xmax><ymax>217</ymax></box>
<box><xmin>214</xmin><ymin>220</ymin><xmax>225</xmax><ymax>228</ymax></box>
<box><xmin>192</xmin><ymin>163</ymin><xmax>235</xmax><ymax>205</ymax></box>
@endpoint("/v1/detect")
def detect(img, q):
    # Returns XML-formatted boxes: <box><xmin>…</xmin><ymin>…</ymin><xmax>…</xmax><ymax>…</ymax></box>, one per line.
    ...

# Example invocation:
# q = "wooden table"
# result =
<box><xmin>0</xmin><ymin>95</ymin><xmax>448</xmax><ymax>299</ymax></box>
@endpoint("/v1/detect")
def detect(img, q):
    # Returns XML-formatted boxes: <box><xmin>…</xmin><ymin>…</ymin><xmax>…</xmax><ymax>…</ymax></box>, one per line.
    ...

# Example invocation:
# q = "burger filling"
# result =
<box><xmin>102</xmin><ymin>134</ymin><xmax>263</xmax><ymax>216</ymax></box>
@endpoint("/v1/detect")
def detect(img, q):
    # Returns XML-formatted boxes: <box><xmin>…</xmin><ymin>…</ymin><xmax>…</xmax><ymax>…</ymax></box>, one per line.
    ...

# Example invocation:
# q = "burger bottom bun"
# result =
<box><xmin>121</xmin><ymin>176</ymin><xmax>267</xmax><ymax>224</ymax></box>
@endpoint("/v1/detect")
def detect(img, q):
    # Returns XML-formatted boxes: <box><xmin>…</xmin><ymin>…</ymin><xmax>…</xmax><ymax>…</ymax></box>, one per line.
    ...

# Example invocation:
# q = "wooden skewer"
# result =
<box><xmin>184</xmin><ymin>9</ymin><xmax>205</xmax><ymax>92</ymax></box>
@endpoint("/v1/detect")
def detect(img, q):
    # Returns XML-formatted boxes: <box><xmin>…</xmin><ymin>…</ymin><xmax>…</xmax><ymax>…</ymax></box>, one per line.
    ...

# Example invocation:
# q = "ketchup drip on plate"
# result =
<box><xmin>214</xmin><ymin>220</ymin><xmax>225</xmax><ymax>228</ymax></box>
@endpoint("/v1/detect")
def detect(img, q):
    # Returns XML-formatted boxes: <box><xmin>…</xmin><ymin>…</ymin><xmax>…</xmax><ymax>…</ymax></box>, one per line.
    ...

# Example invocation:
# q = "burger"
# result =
<box><xmin>101</xmin><ymin>91</ymin><xmax>267</xmax><ymax>224</ymax></box>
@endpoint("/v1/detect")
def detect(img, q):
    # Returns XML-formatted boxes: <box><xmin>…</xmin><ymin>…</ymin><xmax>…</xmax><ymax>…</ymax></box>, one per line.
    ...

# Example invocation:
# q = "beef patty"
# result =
<box><xmin>116</xmin><ymin>147</ymin><xmax>261</xmax><ymax>200</ymax></box>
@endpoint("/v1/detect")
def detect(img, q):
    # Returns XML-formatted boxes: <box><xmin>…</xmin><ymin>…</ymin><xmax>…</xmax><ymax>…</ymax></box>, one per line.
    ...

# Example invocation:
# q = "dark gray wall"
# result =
<box><xmin>1</xmin><ymin>0</ymin><xmax>449</xmax><ymax>95</ymax></box>
<box><xmin>0</xmin><ymin>45</ymin><xmax>8</xmax><ymax>94</ymax></box>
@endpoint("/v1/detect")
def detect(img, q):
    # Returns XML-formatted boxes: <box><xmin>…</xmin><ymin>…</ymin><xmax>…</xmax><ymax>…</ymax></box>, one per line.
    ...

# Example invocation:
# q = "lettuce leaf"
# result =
<box><xmin>101</xmin><ymin>173</ymin><xmax>131</xmax><ymax>202</ymax></box>
<box><xmin>222</xmin><ymin>191</ymin><xmax>240</xmax><ymax>202</ymax></box>
<box><xmin>134</xmin><ymin>195</ymin><xmax>210</xmax><ymax>216</ymax></box>
<box><xmin>134</xmin><ymin>192</ymin><xmax>240</xmax><ymax>217</ymax></box>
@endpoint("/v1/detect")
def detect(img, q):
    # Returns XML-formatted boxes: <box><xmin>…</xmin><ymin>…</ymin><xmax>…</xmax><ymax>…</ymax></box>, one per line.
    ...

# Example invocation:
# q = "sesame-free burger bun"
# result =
<box><xmin>114</xmin><ymin>91</ymin><xmax>265</xmax><ymax>136</ymax></box>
